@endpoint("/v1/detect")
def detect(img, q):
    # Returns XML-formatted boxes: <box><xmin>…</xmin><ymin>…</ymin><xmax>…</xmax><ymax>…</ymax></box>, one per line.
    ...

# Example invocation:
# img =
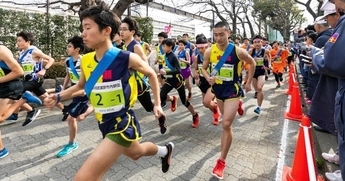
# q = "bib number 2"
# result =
<box><xmin>90</xmin><ymin>80</ymin><xmax>125</xmax><ymax>114</ymax></box>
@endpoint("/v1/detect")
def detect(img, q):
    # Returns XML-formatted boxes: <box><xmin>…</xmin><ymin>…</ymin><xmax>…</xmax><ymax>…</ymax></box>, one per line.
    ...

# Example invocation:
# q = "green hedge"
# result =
<box><xmin>0</xmin><ymin>8</ymin><xmax>80</xmax><ymax>60</ymax></box>
<box><xmin>44</xmin><ymin>62</ymin><xmax>67</xmax><ymax>79</ymax></box>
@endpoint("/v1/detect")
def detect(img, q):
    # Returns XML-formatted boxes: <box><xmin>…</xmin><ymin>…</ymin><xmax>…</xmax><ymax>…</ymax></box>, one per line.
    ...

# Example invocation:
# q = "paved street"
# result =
<box><xmin>0</xmin><ymin>74</ymin><xmax>302</xmax><ymax>181</ymax></box>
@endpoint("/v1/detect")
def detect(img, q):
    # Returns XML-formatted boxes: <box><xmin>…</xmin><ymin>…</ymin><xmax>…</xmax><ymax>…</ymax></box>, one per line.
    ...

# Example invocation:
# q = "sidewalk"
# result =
<box><xmin>0</xmin><ymin>75</ymin><xmax>299</xmax><ymax>181</ymax></box>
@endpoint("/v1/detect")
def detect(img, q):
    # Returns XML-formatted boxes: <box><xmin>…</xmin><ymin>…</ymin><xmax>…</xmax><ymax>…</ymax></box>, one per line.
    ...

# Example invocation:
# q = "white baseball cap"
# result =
<box><xmin>314</xmin><ymin>16</ymin><xmax>327</xmax><ymax>24</ymax></box>
<box><xmin>321</xmin><ymin>0</ymin><xmax>335</xmax><ymax>11</ymax></box>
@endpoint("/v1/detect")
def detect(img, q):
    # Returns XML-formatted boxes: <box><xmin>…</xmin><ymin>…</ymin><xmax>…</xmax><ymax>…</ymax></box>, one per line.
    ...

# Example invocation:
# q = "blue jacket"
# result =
<box><xmin>314</xmin><ymin>29</ymin><xmax>333</xmax><ymax>48</ymax></box>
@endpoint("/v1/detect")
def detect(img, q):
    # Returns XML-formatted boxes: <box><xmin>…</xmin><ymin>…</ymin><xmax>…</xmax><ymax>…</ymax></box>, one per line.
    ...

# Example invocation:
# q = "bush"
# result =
<box><xmin>44</xmin><ymin>62</ymin><xmax>66</xmax><ymax>79</ymax></box>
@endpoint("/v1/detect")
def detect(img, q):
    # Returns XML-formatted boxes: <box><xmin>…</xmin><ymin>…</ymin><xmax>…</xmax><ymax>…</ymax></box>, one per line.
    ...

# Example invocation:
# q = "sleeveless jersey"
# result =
<box><xmin>81</xmin><ymin>50</ymin><xmax>137</xmax><ymax>123</ymax></box>
<box><xmin>196</xmin><ymin>53</ymin><xmax>210</xmax><ymax>77</ymax></box>
<box><xmin>123</xmin><ymin>40</ymin><xmax>146</xmax><ymax>79</ymax></box>
<box><xmin>177</xmin><ymin>50</ymin><xmax>188</xmax><ymax>69</ymax></box>
<box><xmin>0</xmin><ymin>61</ymin><xmax>12</xmax><ymax>78</ymax></box>
<box><xmin>210</xmin><ymin>44</ymin><xmax>242</xmax><ymax>84</ymax></box>
<box><xmin>65</xmin><ymin>56</ymin><xmax>82</xmax><ymax>85</ymax></box>
<box><xmin>251</xmin><ymin>48</ymin><xmax>266</xmax><ymax>68</ymax></box>
<box><xmin>19</xmin><ymin>48</ymin><xmax>42</xmax><ymax>77</ymax></box>
<box><xmin>155</xmin><ymin>44</ymin><xmax>165</xmax><ymax>65</ymax></box>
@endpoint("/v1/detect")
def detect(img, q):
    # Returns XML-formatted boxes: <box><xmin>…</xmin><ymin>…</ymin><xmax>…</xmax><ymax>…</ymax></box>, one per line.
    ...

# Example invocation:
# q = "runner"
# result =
<box><xmin>0</xmin><ymin>45</ymin><xmax>25</xmax><ymax>158</ymax></box>
<box><xmin>202</xmin><ymin>21</ymin><xmax>255</xmax><ymax>179</ymax></box>
<box><xmin>160</xmin><ymin>38</ymin><xmax>200</xmax><ymax>128</ymax></box>
<box><xmin>120</xmin><ymin>16</ymin><xmax>167</xmax><ymax>134</ymax></box>
<box><xmin>182</xmin><ymin>33</ymin><xmax>195</xmax><ymax>99</ymax></box>
<box><xmin>240</xmin><ymin>37</ymin><xmax>253</xmax><ymax>86</ymax></box>
<box><xmin>177</xmin><ymin>39</ymin><xmax>192</xmax><ymax>101</ymax></box>
<box><xmin>112</xmin><ymin>32</ymin><xmax>124</xmax><ymax>49</ymax></box>
<box><xmin>44</xmin><ymin>4</ymin><xmax>173</xmax><ymax>180</ymax></box>
<box><xmin>155</xmin><ymin>32</ymin><xmax>168</xmax><ymax>88</ymax></box>
<box><xmin>56</xmin><ymin>35</ymin><xmax>94</xmax><ymax>158</ymax></box>
<box><xmin>134</xmin><ymin>32</ymin><xmax>152</xmax><ymax>56</ymax></box>
<box><xmin>270</xmin><ymin>41</ymin><xmax>289</xmax><ymax>88</ymax></box>
<box><xmin>192</xmin><ymin>35</ymin><xmax>221</xmax><ymax>125</ymax></box>
<box><xmin>248</xmin><ymin>35</ymin><xmax>271</xmax><ymax>114</ymax></box>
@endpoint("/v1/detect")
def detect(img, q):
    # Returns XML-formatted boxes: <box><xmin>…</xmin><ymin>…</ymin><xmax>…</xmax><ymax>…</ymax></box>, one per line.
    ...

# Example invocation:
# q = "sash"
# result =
<box><xmin>0</xmin><ymin>61</ymin><xmax>9</xmax><ymax>69</ymax></box>
<box><xmin>84</xmin><ymin>47</ymin><xmax>121</xmax><ymax>98</ymax></box>
<box><xmin>19</xmin><ymin>48</ymin><xmax>34</xmax><ymax>63</ymax></box>
<box><xmin>165</xmin><ymin>56</ymin><xmax>175</xmax><ymax>71</ymax></box>
<box><xmin>210</xmin><ymin>43</ymin><xmax>235</xmax><ymax>76</ymax></box>
<box><xmin>68</xmin><ymin>57</ymin><xmax>79</xmax><ymax>79</ymax></box>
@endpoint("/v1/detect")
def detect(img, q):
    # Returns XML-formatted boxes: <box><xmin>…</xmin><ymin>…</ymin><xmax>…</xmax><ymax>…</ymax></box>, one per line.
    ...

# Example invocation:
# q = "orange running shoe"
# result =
<box><xmin>212</xmin><ymin>159</ymin><xmax>226</xmax><ymax>179</ymax></box>
<box><xmin>191</xmin><ymin>113</ymin><xmax>199</xmax><ymax>128</ymax></box>
<box><xmin>170</xmin><ymin>96</ymin><xmax>178</xmax><ymax>112</ymax></box>
<box><xmin>212</xmin><ymin>105</ymin><xmax>220</xmax><ymax>125</ymax></box>
<box><xmin>237</xmin><ymin>99</ymin><xmax>245</xmax><ymax>116</ymax></box>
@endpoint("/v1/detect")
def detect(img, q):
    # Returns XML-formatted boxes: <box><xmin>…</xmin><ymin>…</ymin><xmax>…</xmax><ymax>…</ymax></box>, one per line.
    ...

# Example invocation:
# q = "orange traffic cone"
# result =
<box><xmin>282</xmin><ymin>116</ymin><xmax>317</xmax><ymax>181</ymax></box>
<box><xmin>285</xmin><ymin>72</ymin><xmax>293</xmax><ymax>95</ymax></box>
<box><xmin>285</xmin><ymin>81</ymin><xmax>304</xmax><ymax>121</ymax></box>
<box><xmin>289</xmin><ymin>63</ymin><xmax>295</xmax><ymax>74</ymax></box>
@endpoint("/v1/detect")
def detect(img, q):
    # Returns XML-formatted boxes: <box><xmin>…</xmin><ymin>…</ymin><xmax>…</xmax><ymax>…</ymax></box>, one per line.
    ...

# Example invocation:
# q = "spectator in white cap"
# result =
<box><xmin>329</xmin><ymin>0</ymin><xmax>345</xmax><ymax>12</ymax></box>
<box><xmin>322</xmin><ymin>0</ymin><xmax>345</xmax><ymax>28</ymax></box>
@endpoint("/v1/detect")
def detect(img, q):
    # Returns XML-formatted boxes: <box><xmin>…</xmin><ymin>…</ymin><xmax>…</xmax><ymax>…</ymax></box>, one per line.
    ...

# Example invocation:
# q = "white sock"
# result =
<box><xmin>156</xmin><ymin>146</ymin><xmax>168</xmax><ymax>157</ymax></box>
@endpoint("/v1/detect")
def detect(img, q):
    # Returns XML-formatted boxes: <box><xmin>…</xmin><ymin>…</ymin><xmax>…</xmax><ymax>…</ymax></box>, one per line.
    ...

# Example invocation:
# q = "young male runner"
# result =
<box><xmin>56</xmin><ymin>35</ymin><xmax>94</xmax><ymax>158</ymax></box>
<box><xmin>192</xmin><ymin>35</ymin><xmax>221</xmax><ymax>125</ymax></box>
<box><xmin>202</xmin><ymin>21</ymin><xmax>255</xmax><ymax>179</ymax></box>
<box><xmin>160</xmin><ymin>38</ymin><xmax>200</xmax><ymax>128</ymax></box>
<box><xmin>177</xmin><ymin>39</ymin><xmax>192</xmax><ymax>101</ymax></box>
<box><xmin>44</xmin><ymin>4</ymin><xmax>174</xmax><ymax>180</ymax></box>
<box><xmin>0</xmin><ymin>45</ymin><xmax>24</xmax><ymax>158</ymax></box>
<box><xmin>270</xmin><ymin>41</ymin><xmax>289</xmax><ymax>88</ymax></box>
<box><xmin>134</xmin><ymin>32</ymin><xmax>152</xmax><ymax>56</ymax></box>
<box><xmin>120</xmin><ymin>16</ymin><xmax>167</xmax><ymax>134</ymax></box>
<box><xmin>248</xmin><ymin>35</ymin><xmax>271</xmax><ymax>114</ymax></box>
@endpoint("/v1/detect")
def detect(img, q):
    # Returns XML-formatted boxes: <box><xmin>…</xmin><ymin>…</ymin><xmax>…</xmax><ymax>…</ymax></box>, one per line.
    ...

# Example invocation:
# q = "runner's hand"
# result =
<box><xmin>153</xmin><ymin>105</ymin><xmax>164</xmax><ymax>119</ymax></box>
<box><xmin>195</xmin><ymin>78</ymin><xmax>200</xmax><ymax>86</ymax></box>
<box><xmin>207</xmin><ymin>76</ymin><xmax>215</xmax><ymax>85</ymax></box>
<box><xmin>44</xmin><ymin>94</ymin><xmax>57</xmax><ymax>110</ymax></box>
<box><xmin>245</xmin><ymin>83</ymin><xmax>252</xmax><ymax>93</ymax></box>
<box><xmin>159</xmin><ymin>69</ymin><xmax>166</xmax><ymax>75</ymax></box>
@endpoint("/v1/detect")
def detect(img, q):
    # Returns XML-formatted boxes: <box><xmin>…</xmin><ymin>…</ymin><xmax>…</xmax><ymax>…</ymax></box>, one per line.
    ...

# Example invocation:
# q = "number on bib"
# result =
<box><xmin>275</xmin><ymin>58</ymin><xmax>282</xmax><ymax>63</ymax></box>
<box><xmin>90</xmin><ymin>80</ymin><xmax>126</xmax><ymax>114</ymax></box>
<box><xmin>22</xmin><ymin>63</ymin><xmax>34</xmax><ymax>73</ymax></box>
<box><xmin>256</xmin><ymin>58</ymin><xmax>264</xmax><ymax>66</ymax></box>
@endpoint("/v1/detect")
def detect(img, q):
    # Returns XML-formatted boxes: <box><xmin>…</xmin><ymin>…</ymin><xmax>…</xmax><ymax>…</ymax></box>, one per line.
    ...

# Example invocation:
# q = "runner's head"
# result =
<box><xmin>158</xmin><ymin>32</ymin><xmax>168</xmax><ymax>44</ymax></box>
<box><xmin>80</xmin><ymin>2</ymin><xmax>121</xmax><ymax>49</ymax></box>
<box><xmin>134</xmin><ymin>32</ymin><xmax>142</xmax><ymax>42</ymax></box>
<box><xmin>271</xmin><ymin>40</ymin><xmax>279</xmax><ymax>49</ymax></box>
<box><xmin>120</xmin><ymin>16</ymin><xmax>139</xmax><ymax>41</ymax></box>
<box><xmin>67</xmin><ymin>35</ymin><xmax>84</xmax><ymax>56</ymax></box>
<box><xmin>213</xmin><ymin>21</ymin><xmax>231</xmax><ymax>46</ymax></box>
<box><xmin>195</xmin><ymin>35</ymin><xmax>208</xmax><ymax>54</ymax></box>
<box><xmin>161</xmin><ymin>38</ymin><xmax>175</xmax><ymax>53</ymax></box>
<box><xmin>252</xmin><ymin>35</ymin><xmax>262</xmax><ymax>49</ymax></box>
<box><xmin>16</xmin><ymin>31</ymin><xmax>35</xmax><ymax>50</ymax></box>
<box><xmin>182</xmin><ymin>33</ymin><xmax>189</xmax><ymax>42</ymax></box>
<box><xmin>178</xmin><ymin>39</ymin><xmax>187</xmax><ymax>51</ymax></box>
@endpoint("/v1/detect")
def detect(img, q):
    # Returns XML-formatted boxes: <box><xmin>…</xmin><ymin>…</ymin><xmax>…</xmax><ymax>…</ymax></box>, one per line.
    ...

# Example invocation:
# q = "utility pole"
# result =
<box><xmin>127</xmin><ymin>4</ymin><xmax>131</xmax><ymax>17</ymax></box>
<box><xmin>146</xmin><ymin>0</ymin><xmax>149</xmax><ymax>17</ymax></box>
<box><xmin>46</xmin><ymin>0</ymin><xmax>50</xmax><ymax>55</ymax></box>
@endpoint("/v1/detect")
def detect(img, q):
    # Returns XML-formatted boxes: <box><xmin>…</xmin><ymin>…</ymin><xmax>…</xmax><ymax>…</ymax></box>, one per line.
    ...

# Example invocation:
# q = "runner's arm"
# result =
<box><xmin>0</xmin><ymin>45</ymin><xmax>24</xmax><ymax>83</ymax></box>
<box><xmin>134</xmin><ymin>44</ymin><xmax>148</xmax><ymax>63</ymax></box>
<box><xmin>166</xmin><ymin>55</ymin><xmax>181</xmax><ymax>75</ymax></box>
<box><xmin>33</xmin><ymin>49</ymin><xmax>54</xmax><ymax>69</ymax></box>
<box><xmin>129</xmin><ymin>53</ymin><xmax>161</xmax><ymax>106</ymax></box>
<box><xmin>238</xmin><ymin>48</ymin><xmax>256</xmax><ymax>85</ymax></box>
<box><xmin>201</xmin><ymin>48</ymin><xmax>211</xmax><ymax>79</ymax></box>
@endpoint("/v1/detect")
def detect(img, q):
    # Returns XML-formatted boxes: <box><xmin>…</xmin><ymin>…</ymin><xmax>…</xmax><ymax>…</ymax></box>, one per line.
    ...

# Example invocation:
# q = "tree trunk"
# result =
<box><xmin>245</xmin><ymin>15</ymin><xmax>254</xmax><ymax>38</ymax></box>
<box><xmin>231</xmin><ymin>1</ymin><xmax>237</xmax><ymax>36</ymax></box>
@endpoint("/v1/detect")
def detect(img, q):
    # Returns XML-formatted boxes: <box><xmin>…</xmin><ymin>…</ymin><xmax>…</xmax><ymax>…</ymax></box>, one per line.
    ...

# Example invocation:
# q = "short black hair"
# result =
<box><xmin>80</xmin><ymin>2</ymin><xmax>121</xmax><ymax>41</ymax></box>
<box><xmin>135</xmin><ymin>32</ymin><xmax>142</xmax><ymax>37</ymax></box>
<box><xmin>122</xmin><ymin>16</ymin><xmax>139</xmax><ymax>34</ymax></box>
<box><xmin>17</xmin><ymin>31</ymin><xmax>35</xmax><ymax>45</ymax></box>
<box><xmin>195</xmin><ymin>34</ymin><xmax>205</xmax><ymax>40</ymax></box>
<box><xmin>161</xmin><ymin>38</ymin><xmax>175</xmax><ymax>49</ymax></box>
<box><xmin>214</xmin><ymin>21</ymin><xmax>230</xmax><ymax>30</ymax></box>
<box><xmin>158</xmin><ymin>32</ymin><xmax>168</xmax><ymax>38</ymax></box>
<box><xmin>252</xmin><ymin>35</ymin><xmax>262</xmax><ymax>41</ymax></box>
<box><xmin>183</xmin><ymin>33</ymin><xmax>189</xmax><ymax>37</ymax></box>
<box><xmin>68</xmin><ymin>35</ymin><xmax>84</xmax><ymax>53</ymax></box>
<box><xmin>196</xmin><ymin>36</ymin><xmax>208</xmax><ymax>44</ymax></box>
<box><xmin>178</xmin><ymin>39</ymin><xmax>188</xmax><ymax>45</ymax></box>
<box><xmin>307</xmin><ymin>32</ymin><xmax>318</xmax><ymax>42</ymax></box>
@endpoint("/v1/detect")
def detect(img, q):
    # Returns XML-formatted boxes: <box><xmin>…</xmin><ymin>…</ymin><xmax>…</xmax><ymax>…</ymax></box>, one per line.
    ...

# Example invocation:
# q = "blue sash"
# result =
<box><xmin>210</xmin><ymin>43</ymin><xmax>235</xmax><ymax>76</ymax></box>
<box><xmin>68</xmin><ymin>57</ymin><xmax>80</xmax><ymax>79</ymax></box>
<box><xmin>159</xmin><ymin>45</ymin><xmax>164</xmax><ymax>55</ymax></box>
<box><xmin>19</xmin><ymin>49</ymin><xmax>34</xmax><ymax>64</ymax></box>
<box><xmin>253</xmin><ymin>48</ymin><xmax>263</xmax><ymax>58</ymax></box>
<box><xmin>84</xmin><ymin>47</ymin><xmax>121</xmax><ymax>98</ymax></box>
<box><xmin>277</xmin><ymin>49</ymin><xmax>283</xmax><ymax>56</ymax></box>
<box><xmin>246</xmin><ymin>44</ymin><xmax>250</xmax><ymax>51</ymax></box>
<box><xmin>165</xmin><ymin>55</ymin><xmax>175</xmax><ymax>71</ymax></box>
<box><xmin>0</xmin><ymin>61</ymin><xmax>9</xmax><ymax>69</ymax></box>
